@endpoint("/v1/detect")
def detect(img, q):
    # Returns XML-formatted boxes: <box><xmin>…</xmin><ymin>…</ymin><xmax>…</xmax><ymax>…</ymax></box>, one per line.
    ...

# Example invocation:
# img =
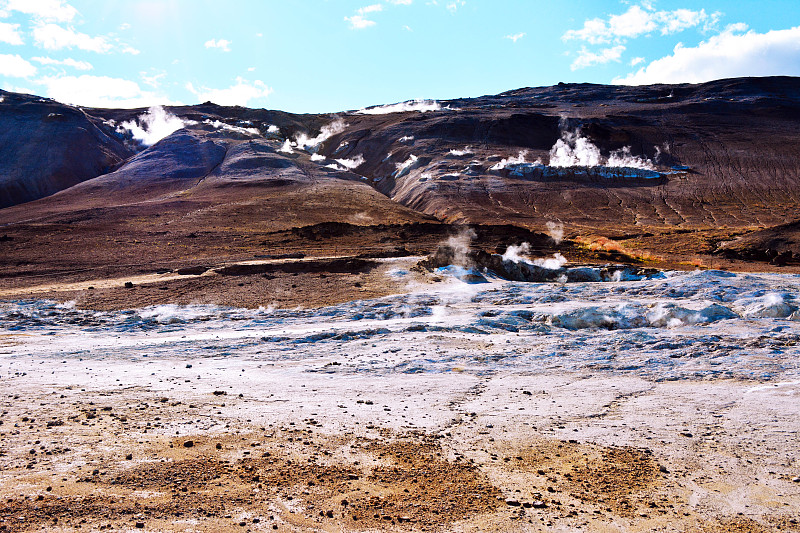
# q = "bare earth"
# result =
<box><xmin>1</xmin><ymin>355</ymin><xmax>798</xmax><ymax>532</ymax></box>
<box><xmin>2</xmin><ymin>77</ymin><xmax>800</xmax><ymax>531</ymax></box>
<box><xmin>1</xmin><ymin>264</ymin><xmax>799</xmax><ymax>532</ymax></box>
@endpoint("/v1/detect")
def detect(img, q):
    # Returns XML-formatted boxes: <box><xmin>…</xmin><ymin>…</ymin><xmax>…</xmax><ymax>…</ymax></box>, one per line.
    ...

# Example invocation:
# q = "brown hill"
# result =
<box><xmin>2</xmin><ymin>76</ymin><xmax>800</xmax><ymax>308</ymax></box>
<box><xmin>0</xmin><ymin>91</ymin><xmax>133</xmax><ymax>208</ymax></box>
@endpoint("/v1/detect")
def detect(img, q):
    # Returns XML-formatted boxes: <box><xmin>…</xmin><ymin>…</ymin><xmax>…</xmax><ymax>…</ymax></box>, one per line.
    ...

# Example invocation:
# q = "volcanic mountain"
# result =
<box><xmin>1</xmin><ymin>76</ymin><xmax>800</xmax><ymax>306</ymax></box>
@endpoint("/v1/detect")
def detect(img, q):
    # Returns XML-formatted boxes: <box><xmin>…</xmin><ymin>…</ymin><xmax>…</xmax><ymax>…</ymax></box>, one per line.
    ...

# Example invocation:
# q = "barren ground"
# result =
<box><xmin>2</xmin><ymin>262</ymin><xmax>800</xmax><ymax>532</ymax></box>
<box><xmin>2</xmin><ymin>364</ymin><xmax>799</xmax><ymax>532</ymax></box>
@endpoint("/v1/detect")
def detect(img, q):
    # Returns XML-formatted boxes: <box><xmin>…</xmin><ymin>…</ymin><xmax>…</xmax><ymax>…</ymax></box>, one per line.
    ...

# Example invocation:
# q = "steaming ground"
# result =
<box><xmin>6</xmin><ymin>269</ymin><xmax>800</xmax><ymax>381</ymax></box>
<box><xmin>1</xmin><ymin>267</ymin><xmax>799</xmax><ymax>531</ymax></box>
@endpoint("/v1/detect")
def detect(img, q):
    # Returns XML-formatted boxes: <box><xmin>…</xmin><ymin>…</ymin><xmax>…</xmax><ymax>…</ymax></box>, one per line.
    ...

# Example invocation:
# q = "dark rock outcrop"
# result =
<box><xmin>716</xmin><ymin>219</ymin><xmax>800</xmax><ymax>265</ymax></box>
<box><xmin>0</xmin><ymin>91</ymin><xmax>133</xmax><ymax>208</ymax></box>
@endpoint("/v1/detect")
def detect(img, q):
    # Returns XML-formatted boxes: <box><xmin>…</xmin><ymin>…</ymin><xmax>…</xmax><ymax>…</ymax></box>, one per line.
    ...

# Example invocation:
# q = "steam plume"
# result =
<box><xmin>502</xmin><ymin>242</ymin><xmax>531</xmax><ymax>263</ymax></box>
<box><xmin>546</xmin><ymin>221</ymin><xmax>564</xmax><ymax>244</ymax></box>
<box><xmin>120</xmin><ymin>106</ymin><xmax>196</xmax><ymax>147</ymax></box>
<box><xmin>549</xmin><ymin>130</ymin><xmax>602</xmax><ymax>167</ymax></box>
<box><xmin>607</xmin><ymin>146</ymin><xmax>655</xmax><ymax>169</ymax></box>
<box><xmin>356</xmin><ymin>99</ymin><xmax>442</xmax><ymax>115</ymax></box>
<box><xmin>335</xmin><ymin>154</ymin><xmax>365</xmax><ymax>170</ymax></box>
<box><xmin>548</xmin><ymin>127</ymin><xmax>654</xmax><ymax>169</ymax></box>
<box><xmin>294</xmin><ymin>119</ymin><xmax>347</xmax><ymax>152</ymax></box>
<box><xmin>446</xmin><ymin>228</ymin><xmax>477</xmax><ymax>267</ymax></box>
<box><xmin>278</xmin><ymin>139</ymin><xmax>294</xmax><ymax>153</ymax></box>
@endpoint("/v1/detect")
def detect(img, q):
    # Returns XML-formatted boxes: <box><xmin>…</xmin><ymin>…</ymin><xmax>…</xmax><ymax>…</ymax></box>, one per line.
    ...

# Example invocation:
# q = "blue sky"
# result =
<box><xmin>1</xmin><ymin>0</ymin><xmax>799</xmax><ymax>112</ymax></box>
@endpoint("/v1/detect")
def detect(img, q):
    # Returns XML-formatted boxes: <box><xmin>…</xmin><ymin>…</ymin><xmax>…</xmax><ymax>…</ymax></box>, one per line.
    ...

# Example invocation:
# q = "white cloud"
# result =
<box><xmin>33</xmin><ymin>23</ymin><xmax>112</xmax><ymax>53</ymax></box>
<box><xmin>186</xmin><ymin>77</ymin><xmax>272</xmax><ymax>106</ymax></box>
<box><xmin>447</xmin><ymin>1</ymin><xmax>465</xmax><ymax>13</ymax></box>
<box><xmin>140</xmin><ymin>69</ymin><xmax>166</xmax><ymax>88</ymax></box>
<box><xmin>615</xmin><ymin>25</ymin><xmax>800</xmax><ymax>85</ymax></box>
<box><xmin>608</xmin><ymin>5</ymin><xmax>657</xmax><ymax>39</ymax></box>
<box><xmin>725</xmin><ymin>22</ymin><xmax>749</xmax><ymax>34</ymax></box>
<box><xmin>4</xmin><ymin>0</ymin><xmax>77</xmax><ymax>23</ymax></box>
<box><xmin>571</xmin><ymin>45</ymin><xmax>625</xmax><ymax>70</ymax></box>
<box><xmin>31</xmin><ymin>56</ymin><xmax>93</xmax><ymax>70</ymax></box>
<box><xmin>630</xmin><ymin>56</ymin><xmax>645</xmax><ymax>66</ymax></box>
<box><xmin>345</xmin><ymin>1</ymin><xmax>412</xmax><ymax>29</ymax></box>
<box><xmin>357</xmin><ymin>4</ymin><xmax>382</xmax><ymax>15</ymax></box>
<box><xmin>36</xmin><ymin>74</ymin><xmax>177</xmax><ymax>108</ymax></box>
<box><xmin>120</xmin><ymin>44</ymin><xmax>140</xmax><ymax>55</ymax></box>
<box><xmin>0</xmin><ymin>21</ymin><xmax>23</xmax><ymax>45</ymax></box>
<box><xmin>204</xmin><ymin>38</ymin><xmax>231</xmax><ymax>52</ymax></box>
<box><xmin>564</xmin><ymin>18</ymin><xmax>609</xmax><ymax>45</ymax></box>
<box><xmin>0</xmin><ymin>53</ymin><xmax>36</xmax><ymax>77</ymax></box>
<box><xmin>505</xmin><ymin>32</ymin><xmax>525</xmax><ymax>43</ymax></box>
<box><xmin>119</xmin><ymin>22</ymin><xmax>131</xmax><ymax>31</ymax></box>
<box><xmin>660</xmin><ymin>8</ymin><xmax>706</xmax><ymax>35</ymax></box>
<box><xmin>564</xmin><ymin>4</ymin><xmax>709</xmax><ymax>44</ymax></box>
<box><xmin>1</xmin><ymin>84</ymin><xmax>35</xmax><ymax>95</ymax></box>
<box><xmin>702</xmin><ymin>11</ymin><xmax>722</xmax><ymax>34</ymax></box>
<box><xmin>345</xmin><ymin>14</ymin><xmax>375</xmax><ymax>29</ymax></box>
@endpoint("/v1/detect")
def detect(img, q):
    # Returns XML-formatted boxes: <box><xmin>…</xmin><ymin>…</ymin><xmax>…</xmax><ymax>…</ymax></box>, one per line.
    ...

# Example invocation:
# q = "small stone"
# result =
<box><xmin>135</xmin><ymin>522</ymin><xmax>144</xmax><ymax>528</ymax></box>
<box><xmin>792</xmin><ymin>476</ymin><xmax>800</xmax><ymax>483</ymax></box>
<box><xmin>216</xmin><ymin>443</ymin><xmax>222</xmax><ymax>450</ymax></box>
<box><xmin>124</xmin><ymin>281</ymin><xmax>134</xmax><ymax>289</ymax></box>
<box><xmin>185</xmin><ymin>364</ymin><xmax>192</xmax><ymax>369</ymax></box>
<box><xmin>532</xmin><ymin>501</ymin><xmax>547</xmax><ymax>509</ymax></box>
<box><xmin>505</xmin><ymin>499</ymin><xmax>521</xmax><ymax>506</ymax></box>
<box><xmin>126</xmin><ymin>453</ymin><xmax>133</xmax><ymax>460</ymax></box>
<box><xmin>183</xmin><ymin>440</ymin><xmax>194</xmax><ymax>448</ymax></box>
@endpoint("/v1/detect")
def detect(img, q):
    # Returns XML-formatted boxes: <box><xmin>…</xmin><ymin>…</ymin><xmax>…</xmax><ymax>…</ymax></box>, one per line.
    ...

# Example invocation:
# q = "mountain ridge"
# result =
<box><xmin>1</xmin><ymin>76</ymin><xmax>800</xmax><ymax>304</ymax></box>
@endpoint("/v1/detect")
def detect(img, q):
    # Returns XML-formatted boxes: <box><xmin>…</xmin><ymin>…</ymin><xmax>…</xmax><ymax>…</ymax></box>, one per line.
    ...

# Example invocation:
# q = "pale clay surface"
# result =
<box><xmin>1</xmin><ymin>266</ymin><xmax>799</xmax><ymax>531</ymax></box>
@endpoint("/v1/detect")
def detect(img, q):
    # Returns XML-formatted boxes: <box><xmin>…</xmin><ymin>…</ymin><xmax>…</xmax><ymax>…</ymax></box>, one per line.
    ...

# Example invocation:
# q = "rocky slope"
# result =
<box><xmin>1</xmin><ymin>76</ymin><xmax>800</xmax><ymax>293</ymax></box>
<box><xmin>0</xmin><ymin>91</ymin><xmax>133</xmax><ymax>208</ymax></box>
